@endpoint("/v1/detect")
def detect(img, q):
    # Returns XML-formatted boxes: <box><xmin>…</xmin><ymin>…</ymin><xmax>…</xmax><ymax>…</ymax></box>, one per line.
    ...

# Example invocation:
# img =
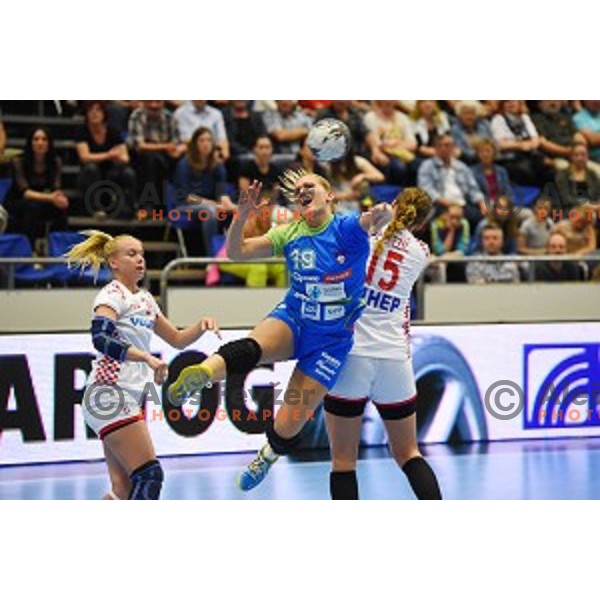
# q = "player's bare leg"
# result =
<box><xmin>325</xmin><ymin>411</ymin><xmax>362</xmax><ymax>499</ymax></box>
<box><xmin>383</xmin><ymin>414</ymin><xmax>442</xmax><ymax>499</ymax></box>
<box><xmin>238</xmin><ymin>367</ymin><xmax>328</xmax><ymax>491</ymax></box>
<box><xmin>168</xmin><ymin>318</ymin><xmax>294</xmax><ymax>405</ymax></box>
<box><xmin>103</xmin><ymin>421</ymin><xmax>164</xmax><ymax>500</ymax></box>
<box><xmin>102</xmin><ymin>444</ymin><xmax>130</xmax><ymax>499</ymax></box>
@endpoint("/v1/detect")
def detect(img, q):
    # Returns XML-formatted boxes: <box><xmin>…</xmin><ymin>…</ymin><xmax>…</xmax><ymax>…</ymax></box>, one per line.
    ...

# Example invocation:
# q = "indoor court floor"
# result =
<box><xmin>2</xmin><ymin>438</ymin><xmax>600</xmax><ymax>500</ymax></box>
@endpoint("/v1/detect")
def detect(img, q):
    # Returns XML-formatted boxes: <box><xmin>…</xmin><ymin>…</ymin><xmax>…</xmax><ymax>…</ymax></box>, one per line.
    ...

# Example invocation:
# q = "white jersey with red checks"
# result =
<box><xmin>88</xmin><ymin>280</ymin><xmax>161</xmax><ymax>392</ymax></box>
<box><xmin>350</xmin><ymin>228</ymin><xmax>430</xmax><ymax>360</ymax></box>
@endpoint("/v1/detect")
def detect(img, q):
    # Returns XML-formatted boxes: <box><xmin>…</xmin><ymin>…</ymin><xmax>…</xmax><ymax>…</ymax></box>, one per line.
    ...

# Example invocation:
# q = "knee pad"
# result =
<box><xmin>324</xmin><ymin>395</ymin><xmax>368</xmax><ymax>418</ymax></box>
<box><xmin>266</xmin><ymin>422</ymin><xmax>302</xmax><ymax>456</ymax></box>
<box><xmin>217</xmin><ymin>337</ymin><xmax>262</xmax><ymax>374</ymax></box>
<box><xmin>129</xmin><ymin>460</ymin><xmax>164</xmax><ymax>500</ymax></box>
<box><xmin>375</xmin><ymin>398</ymin><xmax>417</xmax><ymax>421</ymax></box>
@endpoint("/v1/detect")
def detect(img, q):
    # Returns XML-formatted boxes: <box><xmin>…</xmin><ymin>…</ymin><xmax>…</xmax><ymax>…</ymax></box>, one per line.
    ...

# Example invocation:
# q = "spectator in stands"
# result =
<box><xmin>554</xmin><ymin>143</ymin><xmax>600</xmax><ymax>211</ymax></box>
<box><xmin>451</xmin><ymin>101</ymin><xmax>493</xmax><ymax>165</ymax></box>
<box><xmin>239</xmin><ymin>136</ymin><xmax>284</xmax><ymax>199</ymax></box>
<box><xmin>106</xmin><ymin>101</ymin><xmax>142</xmax><ymax>133</ymax></box>
<box><xmin>325</xmin><ymin>148</ymin><xmax>384</xmax><ymax>214</ymax></box>
<box><xmin>573</xmin><ymin>100</ymin><xmax>600</xmax><ymax>164</ymax></box>
<box><xmin>298</xmin><ymin>100</ymin><xmax>332</xmax><ymax>116</ymax></box>
<box><xmin>287</xmin><ymin>137</ymin><xmax>328</xmax><ymax>180</ymax></box>
<box><xmin>410</xmin><ymin>101</ymin><xmax>451</xmax><ymax>160</ymax></box>
<box><xmin>553</xmin><ymin>206</ymin><xmax>597</xmax><ymax>256</ymax></box>
<box><xmin>431</xmin><ymin>203</ymin><xmax>470</xmax><ymax>257</ymax></box>
<box><xmin>223</xmin><ymin>100</ymin><xmax>267</xmax><ymax>159</ymax></box>
<box><xmin>128</xmin><ymin>100</ymin><xmax>185</xmax><ymax>208</ymax></box>
<box><xmin>418</xmin><ymin>134</ymin><xmax>485</xmax><ymax>226</ymax></box>
<box><xmin>472</xmin><ymin>195</ymin><xmax>520</xmax><ymax>255</ymax></box>
<box><xmin>316</xmin><ymin>100</ymin><xmax>370</xmax><ymax>154</ymax></box>
<box><xmin>466</xmin><ymin>223</ymin><xmax>520</xmax><ymax>283</ymax></box>
<box><xmin>491</xmin><ymin>100</ymin><xmax>546</xmax><ymax>186</ymax></box>
<box><xmin>9</xmin><ymin>128</ymin><xmax>68</xmax><ymax>248</ymax></box>
<box><xmin>532</xmin><ymin>101</ymin><xmax>578</xmax><ymax>170</ymax></box>
<box><xmin>174</xmin><ymin>101</ymin><xmax>229</xmax><ymax>160</ymax></box>
<box><xmin>430</xmin><ymin>203</ymin><xmax>470</xmax><ymax>282</ymax></box>
<box><xmin>534</xmin><ymin>231</ymin><xmax>583</xmax><ymax>281</ymax></box>
<box><xmin>517</xmin><ymin>197</ymin><xmax>554</xmax><ymax>255</ymax></box>
<box><xmin>364</xmin><ymin>100</ymin><xmax>417</xmax><ymax>184</ymax></box>
<box><xmin>262</xmin><ymin>101</ymin><xmax>312</xmax><ymax>155</ymax></box>
<box><xmin>471</xmin><ymin>138</ymin><xmax>513</xmax><ymax>214</ymax></box>
<box><xmin>173</xmin><ymin>127</ymin><xmax>235</xmax><ymax>256</ymax></box>
<box><xmin>76</xmin><ymin>101</ymin><xmax>136</xmax><ymax>218</ymax></box>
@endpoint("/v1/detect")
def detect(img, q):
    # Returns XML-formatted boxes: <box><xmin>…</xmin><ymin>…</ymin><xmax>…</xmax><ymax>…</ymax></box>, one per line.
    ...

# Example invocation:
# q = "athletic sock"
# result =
<box><xmin>261</xmin><ymin>443</ymin><xmax>279</xmax><ymax>463</ymax></box>
<box><xmin>402</xmin><ymin>456</ymin><xmax>442</xmax><ymax>500</ymax></box>
<box><xmin>330</xmin><ymin>471</ymin><xmax>359</xmax><ymax>500</ymax></box>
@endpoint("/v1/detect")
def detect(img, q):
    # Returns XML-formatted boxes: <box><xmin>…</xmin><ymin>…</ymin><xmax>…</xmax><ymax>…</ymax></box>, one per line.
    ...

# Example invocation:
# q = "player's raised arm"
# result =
<box><xmin>227</xmin><ymin>180</ymin><xmax>274</xmax><ymax>260</ymax></box>
<box><xmin>359</xmin><ymin>202</ymin><xmax>393</xmax><ymax>233</ymax></box>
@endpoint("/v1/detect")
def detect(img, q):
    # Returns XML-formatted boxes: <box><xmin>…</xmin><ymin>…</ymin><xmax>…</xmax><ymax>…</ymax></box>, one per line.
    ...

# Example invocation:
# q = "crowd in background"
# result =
<box><xmin>1</xmin><ymin>100</ymin><xmax>600</xmax><ymax>285</ymax></box>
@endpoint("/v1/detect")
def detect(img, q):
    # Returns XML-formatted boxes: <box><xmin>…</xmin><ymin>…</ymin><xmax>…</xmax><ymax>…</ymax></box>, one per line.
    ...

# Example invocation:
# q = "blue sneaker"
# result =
<box><xmin>237</xmin><ymin>444</ymin><xmax>279</xmax><ymax>491</ymax></box>
<box><xmin>168</xmin><ymin>365</ymin><xmax>210</xmax><ymax>406</ymax></box>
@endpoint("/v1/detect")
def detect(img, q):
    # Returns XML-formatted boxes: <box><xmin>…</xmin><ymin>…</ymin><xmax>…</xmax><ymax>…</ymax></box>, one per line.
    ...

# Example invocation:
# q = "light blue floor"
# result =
<box><xmin>2</xmin><ymin>439</ymin><xmax>600</xmax><ymax>500</ymax></box>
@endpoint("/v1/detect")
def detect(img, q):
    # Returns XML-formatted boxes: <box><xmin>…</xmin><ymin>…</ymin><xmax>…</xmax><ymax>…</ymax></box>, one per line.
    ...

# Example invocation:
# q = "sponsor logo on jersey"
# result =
<box><xmin>130</xmin><ymin>316</ymin><xmax>154</xmax><ymax>329</ymax></box>
<box><xmin>305</xmin><ymin>282</ymin><xmax>346</xmax><ymax>302</ymax></box>
<box><xmin>363</xmin><ymin>286</ymin><xmax>402</xmax><ymax>313</ymax></box>
<box><xmin>324</xmin><ymin>268</ymin><xmax>352</xmax><ymax>283</ymax></box>
<box><xmin>301</xmin><ymin>301</ymin><xmax>321</xmax><ymax>321</ymax></box>
<box><xmin>292</xmin><ymin>272</ymin><xmax>320</xmax><ymax>283</ymax></box>
<box><xmin>324</xmin><ymin>305</ymin><xmax>345</xmax><ymax>321</ymax></box>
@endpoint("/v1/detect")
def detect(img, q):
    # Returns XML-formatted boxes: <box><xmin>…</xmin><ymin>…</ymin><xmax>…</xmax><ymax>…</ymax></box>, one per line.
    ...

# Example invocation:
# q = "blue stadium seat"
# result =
<box><xmin>0</xmin><ymin>234</ymin><xmax>59</xmax><ymax>284</ymax></box>
<box><xmin>512</xmin><ymin>184</ymin><xmax>540</xmax><ymax>206</ymax></box>
<box><xmin>47</xmin><ymin>231</ymin><xmax>111</xmax><ymax>285</ymax></box>
<box><xmin>0</xmin><ymin>178</ymin><xmax>12</xmax><ymax>204</ymax></box>
<box><xmin>370</xmin><ymin>184</ymin><xmax>402</xmax><ymax>204</ymax></box>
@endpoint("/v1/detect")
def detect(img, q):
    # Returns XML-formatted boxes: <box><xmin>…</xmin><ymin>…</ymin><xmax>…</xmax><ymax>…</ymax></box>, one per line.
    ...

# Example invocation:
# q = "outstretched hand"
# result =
<box><xmin>237</xmin><ymin>180</ymin><xmax>263</xmax><ymax>222</ymax></box>
<box><xmin>360</xmin><ymin>202</ymin><xmax>392</xmax><ymax>233</ymax></box>
<box><xmin>200</xmin><ymin>316</ymin><xmax>221</xmax><ymax>340</ymax></box>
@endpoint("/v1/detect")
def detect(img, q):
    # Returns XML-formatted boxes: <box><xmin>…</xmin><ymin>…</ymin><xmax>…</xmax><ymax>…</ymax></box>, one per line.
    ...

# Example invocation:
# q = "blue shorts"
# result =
<box><xmin>268</xmin><ymin>304</ymin><xmax>354</xmax><ymax>390</ymax></box>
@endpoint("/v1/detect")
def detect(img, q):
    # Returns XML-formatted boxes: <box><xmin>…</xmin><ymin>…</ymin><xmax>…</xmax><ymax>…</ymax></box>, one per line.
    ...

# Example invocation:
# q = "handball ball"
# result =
<box><xmin>307</xmin><ymin>118</ymin><xmax>351</xmax><ymax>162</ymax></box>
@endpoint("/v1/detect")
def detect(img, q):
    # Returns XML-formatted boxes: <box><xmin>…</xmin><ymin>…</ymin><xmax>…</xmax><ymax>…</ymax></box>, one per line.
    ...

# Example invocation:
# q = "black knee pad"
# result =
<box><xmin>217</xmin><ymin>338</ymin><xmax>262</xmax><ymax>374</ymax></box>
<box><xmin>129</xmin><ymin>460</ymin><xmax>164</xmax><ymax>500</ymax></box>
<box><xmin>375</xmin><ymin>398</ymin><xmax>417</xmax><ymax>421</ymax></box>
<box><xmin>324</xmin><ymin>395</ymin><xmax>368</xmax><ymax>418</ymax></box>
<box><xmin>266</xmin><ymin>422</ymin><xmax>302</xmax><ymax>456</ymax></box>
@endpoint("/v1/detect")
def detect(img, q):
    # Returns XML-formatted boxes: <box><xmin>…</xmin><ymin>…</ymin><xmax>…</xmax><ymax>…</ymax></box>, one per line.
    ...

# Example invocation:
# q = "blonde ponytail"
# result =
<box><xmin>374</xmin><ymin>188</ymin><xmax>432</xmax><ymax>257</ymax></box>
<box><xmin>64</xmin><ymin>230</ymin><xmax>118</xmax><ymax>273</ymax></box>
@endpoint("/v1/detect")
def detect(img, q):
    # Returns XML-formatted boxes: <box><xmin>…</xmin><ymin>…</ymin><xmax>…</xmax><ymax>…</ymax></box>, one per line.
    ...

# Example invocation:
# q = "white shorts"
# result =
<box><xmin>82</xmin><ymin>383</ymin><xmax>144</xmax><ymax>439</ymax></box>
<box><xmin>328</xmin><ymin>354</ymin><xmax>417</xmax><ymax>406</ymax></box>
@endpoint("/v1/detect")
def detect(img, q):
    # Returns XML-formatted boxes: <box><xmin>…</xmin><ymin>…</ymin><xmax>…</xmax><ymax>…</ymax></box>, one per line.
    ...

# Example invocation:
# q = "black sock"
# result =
<box><xmin>330</xmin><ymin>471</ymin><xmax>359</xmax><ymax>500</ymax></box>
<box><xmin>402</xmin><ymin>456</ymin><xmax>442</xmax><ymax>500</ymax></box>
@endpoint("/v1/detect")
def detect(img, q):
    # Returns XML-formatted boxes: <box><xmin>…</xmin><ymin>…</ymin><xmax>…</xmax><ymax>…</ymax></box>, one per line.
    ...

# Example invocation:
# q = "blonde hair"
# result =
<box><xmin>279</xmin><ymin>168</ymin><xmax>332</xmax><ymax>204</ymax></box>
<box><xmin>64</xmin><ymin>230</ymin><xmax>135</xmax><ymax>274</ymax></box>
<box><xmin>374</xmin><ymin>188</ymin><xmax>432</xmax><ymax>257</ymax></box>
<box><xmin>411</xmin><ymin>100</ymin><xmax>441</xmax><ymax>122</ymax></box>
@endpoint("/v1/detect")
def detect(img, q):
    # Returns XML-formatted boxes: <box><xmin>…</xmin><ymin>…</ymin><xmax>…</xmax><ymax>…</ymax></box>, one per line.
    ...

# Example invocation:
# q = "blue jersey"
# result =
<box><xmin>267</xmin><ymin>213</ymin><xmax>370</xmax><ymax>330</ymax></box>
